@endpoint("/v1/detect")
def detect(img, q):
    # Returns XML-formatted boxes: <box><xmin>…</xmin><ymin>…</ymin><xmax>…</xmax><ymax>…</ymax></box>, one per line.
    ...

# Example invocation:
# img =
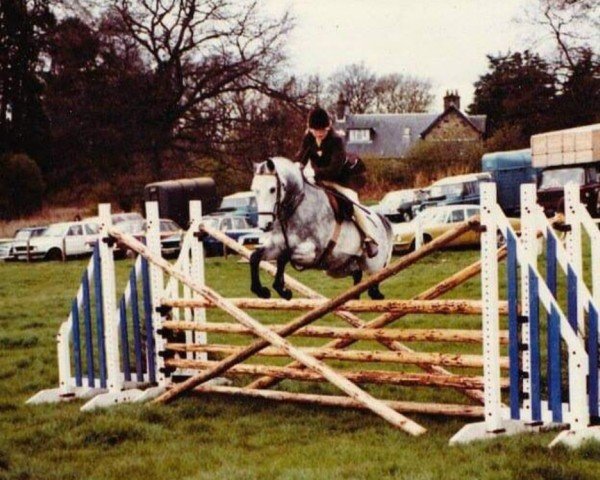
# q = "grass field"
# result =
<box><xmin>1</xmin><ymin>251</ymin><xmax>599</xmax><ymax>480</ymax></box>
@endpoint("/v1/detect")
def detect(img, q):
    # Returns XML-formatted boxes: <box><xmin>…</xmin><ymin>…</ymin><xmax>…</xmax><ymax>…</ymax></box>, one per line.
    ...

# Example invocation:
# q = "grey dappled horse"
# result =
<box><xmin>249</xmin><ymin>157</ymin><xmax>393</xmax><ymax>300</ymax></box>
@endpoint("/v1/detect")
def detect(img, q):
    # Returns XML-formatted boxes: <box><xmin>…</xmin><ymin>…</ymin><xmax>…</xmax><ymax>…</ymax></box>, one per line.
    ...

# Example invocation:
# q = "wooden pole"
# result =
<box><xmin>149</xmin><ymin>219</ymin><xmax>477</xmax><ymax>407</ymax></box>
<box><xmin>166</xmin><ymin>342</ymin><xmax>510</xmax><ymax>369</ymax></box>
<box><xmin>162</xmin><ymin>297</ymin><xmax>510</xmax><ymax>315</ymax></box>
<box><xmin>247</xmin><ymin>248</ymin><xmax>507</xmax><ymax>397</ymax></box>
<box><xmin>165</xmin><ymin>358</ymin><xmax>509</xmax><ymax>390</ymax></box>
<box><xmin>192</xmin><ymin>385</ymin><xmax>486</xmax><ymax>418</ymax></box>
<box><xmin>202</xmin><ymin>221</ymin><xmax>491</xmax><ymax>402</ymax></box>
<box><xmin>109</xmin><ymin>227</ymin><xmax>426</xmax><ymax>435</ymax></box>
<box><xmin>162</xmin><ymin>321</ymin><xmax>510</xmax><ymax>345</ymax></box>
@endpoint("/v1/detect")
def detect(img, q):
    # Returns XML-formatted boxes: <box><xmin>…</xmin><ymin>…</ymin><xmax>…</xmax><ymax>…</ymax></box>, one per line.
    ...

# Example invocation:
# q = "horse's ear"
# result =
<box><xmin>266</xmin><ymin>158</ymin><xmax>275</xmax><ymax>173</ymax></box>
<box><xmin>253</xmin><ymin>162</ymin><xmax>262</xmax><ymax>174</ymax></box>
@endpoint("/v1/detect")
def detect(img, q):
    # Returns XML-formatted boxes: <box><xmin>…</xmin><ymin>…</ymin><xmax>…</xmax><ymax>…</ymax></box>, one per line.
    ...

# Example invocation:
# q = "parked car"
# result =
<box><xmin>202</xmin><ymin>215</ymin><xmax>261</xmax><ymax>256</ymax></box>
<box><xmin>213</xmin><ymin>191</ymin><xmax>258</xmax><ymax>226</ymax></box>
<box><xmin>12</xmin><ymin>221</ymin><xmax>100</xmax><ymax>261</ymax></box>
<box><xmin>373</xmin><ymin>189</ymin><xmax>429</xmax><ymax>223</ymax></box>
<box><xmin>112</xmin><ymin>212</ymin><xmax>144</xmax><ymax>224</ymax></box>
<box><xmin>237</xmin><ymin>231</ymin><xmax>266</xmax><ymax>251</ymax></box>
<box><xmin>0</xmin><ymin>226</ymin><xmax>47</xmax><ymax>261</ymax></box>
<box><xmin>392</xmin><ymin>205</ymin><xmax>483</xmax><ymax>254</ymax></box>
<box><xmin>393</xmin><ymin>204</ymin><xmax>521</xmax><ymax>254</ymax></box>
<box><xmin>113</xmin><ymin>218</ymin><xmax>182</xmax><ymax>258</ymax></box>
<box><xmin>418</xmin><ymin>172</ymin><xmax>492</xmax><ymax>211</ymax></box>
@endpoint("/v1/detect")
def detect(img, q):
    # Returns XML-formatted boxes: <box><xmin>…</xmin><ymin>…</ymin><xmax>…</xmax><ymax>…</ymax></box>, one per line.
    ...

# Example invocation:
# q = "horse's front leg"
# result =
<box><xmin>368</xmin><ymin>283</ymin><xmax>385</xmax><ymax>300</ymax></box>
<box><xmin>351</xmin><ymin>271</ymin><xmax>362</xmax><ymax>300</ymax></box>
<box><xmin>250</xmin><ymin>248</ymin><xmax>271</xmax><ymax>299</ymax></box>
<box><xmin>273</xmin><ymin>251</ymin><xmax>292</xmax><ymax>300</ymax></box>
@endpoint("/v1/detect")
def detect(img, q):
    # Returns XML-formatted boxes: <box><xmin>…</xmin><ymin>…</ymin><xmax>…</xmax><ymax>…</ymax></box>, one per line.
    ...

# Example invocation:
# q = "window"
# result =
<box><xmin>68</xmin><ymin>225</ymin><xmax>83</xmax><ymax>236</ymax></box>
<box><xmin>449</xmin><ymin>210</ymin><xmax>465</xmax><ymax>223</ymax></box>
<box><xmin>232</xmin><ymin>218</ymin><xmax>247</xmax><ymax>229</ymax></box>
<box><xmin>160</xmin><ymin>220</ymin><xmax>179</xmax><ymax>232</ymax></box>
<box><xmin>348</xmin><ymin>129</ymin><xmax>371</xmax><ymax>143</ymax></box>
<box><xmin>539</xmin><ymin>168</ymin><xmax>585</xmax><ymax>190</ymax></box>
<box><xmin>221</xmin><ymin>218</ymin><xmax>233</xmax><ymax>231</ymax></box>
<box><xmin>466</xmin><ymin>208</ymin><xmax>479</xmax><ymax>219</ymax></box>
<box><xmin>85</xmin><ymin>223</ymin><xmax>100</xmax><ymax>235</ymax></box>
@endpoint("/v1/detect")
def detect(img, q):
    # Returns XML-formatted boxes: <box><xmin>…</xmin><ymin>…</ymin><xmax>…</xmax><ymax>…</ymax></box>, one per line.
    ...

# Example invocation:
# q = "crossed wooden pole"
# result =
<box><xmin>109</xmin><ymin>217</ymin><xmax>486</xmax><ymax>435</ymax></box>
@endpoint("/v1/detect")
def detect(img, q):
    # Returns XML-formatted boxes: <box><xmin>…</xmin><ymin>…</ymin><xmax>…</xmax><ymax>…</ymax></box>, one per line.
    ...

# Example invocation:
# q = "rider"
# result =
<box><xmin>295</xmin><ymin>106</ymin><xmax>378</xmax><ymax>258</ymax></box>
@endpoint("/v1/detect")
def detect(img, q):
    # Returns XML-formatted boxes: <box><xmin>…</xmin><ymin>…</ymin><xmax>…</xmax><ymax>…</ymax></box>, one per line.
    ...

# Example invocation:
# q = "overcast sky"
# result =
<box><xmin>264</xmin><ymin>0</ymin><xmax>533</xmax><ymax>112</ymax></box>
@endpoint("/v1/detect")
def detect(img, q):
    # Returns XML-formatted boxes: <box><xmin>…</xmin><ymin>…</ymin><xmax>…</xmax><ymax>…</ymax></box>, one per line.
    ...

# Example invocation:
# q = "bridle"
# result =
<box><xmin>255</xmin><ymin>169</ymin><xmax>307</xmax><ymax>269</ymax></box>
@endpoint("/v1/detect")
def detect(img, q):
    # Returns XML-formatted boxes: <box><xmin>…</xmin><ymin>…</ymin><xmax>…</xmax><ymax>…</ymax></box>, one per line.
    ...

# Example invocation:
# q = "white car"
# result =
<box><xmin>12</xmin><ymin>221</ymin><xmax>100</xmax><ymax>261</ymax></box>
<box><xmin>373</xmin><ymin>189</ymin><xmax>428</xmax><ymax>223</ymax></box>
<box><xmin>0</xmin><ymin>226</ymin><xmax>47</xmax><ymax>260</ymax></box>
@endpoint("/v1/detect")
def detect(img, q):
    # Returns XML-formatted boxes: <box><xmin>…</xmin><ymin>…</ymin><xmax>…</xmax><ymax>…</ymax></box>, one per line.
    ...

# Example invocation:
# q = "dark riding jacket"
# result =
<box><xmin>295</xmin><ymin>129</ymin><xmax>366</xmax><ymax>191</ymax></box>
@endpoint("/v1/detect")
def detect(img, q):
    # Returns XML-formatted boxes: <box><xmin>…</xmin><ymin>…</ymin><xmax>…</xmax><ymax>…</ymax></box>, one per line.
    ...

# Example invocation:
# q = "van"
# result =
<box><xmin>531</xmin><ymin>124</ymin><xmax>600</xmax><ymax>217</ymax></box>
<box><xmin>537</xmin><ymin>163</ymin><xmax>600</xmax><ymax>216</ymax></box>
<box><xmin>482</xmin><ymin>149</ymin><xmax>540</xmax><ymax>216</ymax></box>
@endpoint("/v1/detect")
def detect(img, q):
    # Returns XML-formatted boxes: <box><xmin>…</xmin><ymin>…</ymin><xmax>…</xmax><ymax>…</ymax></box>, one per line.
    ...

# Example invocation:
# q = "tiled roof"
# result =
<box><xmin>335</xmin><ymin>110</ymin><xmax>486</xmax><ymax>158</ymax></box>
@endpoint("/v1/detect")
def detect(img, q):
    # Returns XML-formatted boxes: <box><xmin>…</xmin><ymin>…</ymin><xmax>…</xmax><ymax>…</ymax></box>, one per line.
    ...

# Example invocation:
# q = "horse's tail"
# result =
<box><xmin>376</xmin><ymin>212</ymin><xmax>394</xmax><ymax>267</ymax></box>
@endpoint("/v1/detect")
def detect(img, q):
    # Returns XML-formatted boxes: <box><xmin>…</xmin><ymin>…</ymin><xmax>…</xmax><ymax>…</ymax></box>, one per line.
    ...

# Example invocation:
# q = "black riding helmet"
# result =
<box><xmin>308</xmin><ymin>107</ymin><xmax>330</xmax><ymax>129</ymax></box>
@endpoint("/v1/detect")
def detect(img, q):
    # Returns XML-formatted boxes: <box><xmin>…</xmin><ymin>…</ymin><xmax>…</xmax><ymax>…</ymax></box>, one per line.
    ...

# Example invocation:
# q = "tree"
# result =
<box><xmin>0</xmin><ymin>0</ymin><xmax>54</xmax><ymax>163</ymax></box>
<box><xmin>327</xmin><ymin>63</ymin><xmax>377</xmax><ymax>114</ymax></box>
<box><xmin>110</xmin><ymin>0</ymin><xmax>294</xmax><ymax>177</ymax></box>
<box><xmin>327</xmin><ymin>64</ymin><xmax>434</xmax><ymax>114</ymax></box>
<box><xmin>554</xmin><ymin>48</ymin><xmax>600</xmax><ymax>128</ymax></box>
<box><xmin>43</xmin><ymin>15</ymin><xmax>156</xmax><ymax>188</ymax></box>
<box><xmin>468</xmin><ymin>51</ymin><xmax>557</xmax><ymax>137</ymax></box>
<box><xmin>404</xmin><ymin>140</ymin><xmax>485</xmax><ymax>186</ymax></box>
<box><xmin>373</xmin><ymin>74</ymin><xmax>433</xmax><ymax>113</ymax></box>
<box><xmin>484</xmin><ymin>124</ymin><xmax>529</xmax><ymax>152</ymax></box>
<box><xmin>525</xmin><ymin>0</ymin><xmax>599</xmax><ymax>74</ymax></box>
<box><xmin>0</xmin><ymin>152</ymin><xmax>45</xmax><ymax>219</ymax></box>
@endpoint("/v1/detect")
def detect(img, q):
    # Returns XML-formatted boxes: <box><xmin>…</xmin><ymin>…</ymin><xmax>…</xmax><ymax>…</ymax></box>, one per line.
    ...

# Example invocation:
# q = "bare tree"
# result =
<box><xmin>327</xmin><ymin>62</ymin><xmax>377</xmax><ymax>114</ymax></box>
<box><xmin>373</xmin><ymin>74</ymin><xmax>434</xmax><ymax>113</ymax></box>
<box><xmin>108</xmin><ymin>0</ymin><xmax>294</xmax><ymax>175</ymax></box>
<box><xmin>525</xmin><ymin>0</ymin><xmax>599</xmax><ymax>71</ymax></box>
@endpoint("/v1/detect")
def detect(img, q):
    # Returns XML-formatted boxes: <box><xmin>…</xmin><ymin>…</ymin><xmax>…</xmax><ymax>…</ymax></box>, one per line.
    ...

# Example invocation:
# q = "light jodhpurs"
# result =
<box><xmin>321</xmin><ymin>181</ymin><xmax>378</xmax><ymax>242</ymax></box>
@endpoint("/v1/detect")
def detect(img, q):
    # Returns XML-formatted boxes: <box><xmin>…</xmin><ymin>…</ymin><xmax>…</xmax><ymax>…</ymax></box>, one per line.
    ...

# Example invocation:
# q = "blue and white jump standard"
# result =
<box><xmin>26</xmin><ymin>201</ymin><xmax>211</xmax><ymax>410</ymax></box>
<box><xmin>451</xmin><ymin>182</ymin><xmax>600</xmax><ymax>448</ymax></box>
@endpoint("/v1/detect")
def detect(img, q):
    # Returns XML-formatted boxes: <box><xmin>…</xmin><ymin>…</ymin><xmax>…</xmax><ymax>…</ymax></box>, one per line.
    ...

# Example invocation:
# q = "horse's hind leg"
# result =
<box><xmin>250</xmin><ymin>248</ymin><xmax>271</xmax><ymax>299</ymax></box>
<box><xmin>368</xmin><ymin>283</ymin><xmax>385</xmax><ymax>300</ymax></box>
<box><xmin>352</xmin><ymin>271</ymin><xmax>362</xmax><ymax>299</ymax></box>
<box><xmin>273</xmin><ymin>252</ymin><xmax>292</xmax><ymax>300</ymax></box>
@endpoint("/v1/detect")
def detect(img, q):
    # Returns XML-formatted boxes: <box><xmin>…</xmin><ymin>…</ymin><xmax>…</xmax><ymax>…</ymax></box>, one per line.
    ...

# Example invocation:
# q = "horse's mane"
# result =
<box><xmin>261</xmin><ymin>157</ymin><xmax>304</xmax><ymax>195</ymax></box>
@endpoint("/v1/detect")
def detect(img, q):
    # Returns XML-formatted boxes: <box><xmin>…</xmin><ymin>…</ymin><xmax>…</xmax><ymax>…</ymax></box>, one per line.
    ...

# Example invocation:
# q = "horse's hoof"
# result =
<box><xmin>252</xmin><ymin>286</ymin><xmax>271</xmax><ymax>299</ymax></box>
<box><xmin>368</xmin><ymin>288</ymin><xmax>385</xmax><ymax>300</ymax></box>
<box><xmin>279</xmin><ymin>289</ymin><xmax>293</xmax><ymax>300</ymax></box>
<box><xmin>273</xmin><ymin>283</ymin><xmax>293</xmax><ymax>300</ymax></box>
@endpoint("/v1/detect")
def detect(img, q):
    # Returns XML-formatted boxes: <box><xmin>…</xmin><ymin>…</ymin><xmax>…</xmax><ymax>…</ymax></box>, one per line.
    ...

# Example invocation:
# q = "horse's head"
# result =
<box><xmin>251</xmin><ymin>157</ymin><xmax>303</xmax><ymax>232</ymax></box>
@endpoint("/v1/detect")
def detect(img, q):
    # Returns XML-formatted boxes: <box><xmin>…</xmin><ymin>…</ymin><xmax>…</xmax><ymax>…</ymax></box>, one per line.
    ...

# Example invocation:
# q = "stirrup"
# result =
<box><xmin>364</xmin><ymin>239</ymin><xmax>378</xmax><ymax>259</ymax></box>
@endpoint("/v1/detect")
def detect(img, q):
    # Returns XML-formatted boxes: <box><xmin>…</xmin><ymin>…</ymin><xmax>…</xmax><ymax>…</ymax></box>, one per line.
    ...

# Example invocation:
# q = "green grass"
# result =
<box><xmin>1</xmin><ymin>252</ymin><xmax>599</xmax><ymax>480</ymax></box>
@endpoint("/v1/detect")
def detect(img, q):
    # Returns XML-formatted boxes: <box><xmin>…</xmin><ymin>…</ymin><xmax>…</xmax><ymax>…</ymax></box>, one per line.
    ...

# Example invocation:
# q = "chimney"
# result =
<box><xmin>443</xmin><ymin>90</ymin><xmax>460</xmax><ymax>111</ymax></box>
<box><xmin>335</xmin><ymin>93</ymin><xmax>349</xmax><ymax>123</ymax></box>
